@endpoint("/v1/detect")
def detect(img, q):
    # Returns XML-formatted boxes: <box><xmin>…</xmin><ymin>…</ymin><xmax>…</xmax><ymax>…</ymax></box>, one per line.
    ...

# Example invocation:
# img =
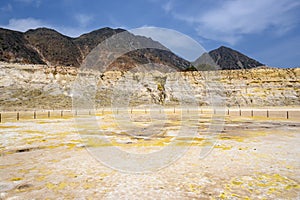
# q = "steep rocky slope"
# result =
<box><xmin>0</xmin><ymin>28</ymin><xmax>44</xmax><ymax>64</ymax></box>
<box><xmin>24</xmin><ymin>28</ymin><xmax>81</xmax><ymax>66</ymax></box>
<box><xmin>73</xmin><ymin>27</ymin><xmax>126</xmax><ymax>57</ymax></box>
<box><xmin>0</xmin><ymin>27</ymin><xmax>264</xmax><ymax>70</ymax></box>
<box><xmin>0</xmin><ymin>27</ymin><xmax>192</xmax><ymax>70</ymax></box>
<box><xmin>194</xmin><ymin>46</ymin><xmax>263</xmax><ymax>70</ymax></box>
<box><xmin>0</xmin><ymin>63</ymin><xmax>298</xmax><ymax>110</ymax></box>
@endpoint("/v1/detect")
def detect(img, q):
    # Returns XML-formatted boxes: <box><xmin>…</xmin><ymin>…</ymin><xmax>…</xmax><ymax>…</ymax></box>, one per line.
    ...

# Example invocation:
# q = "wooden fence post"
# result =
<box><xmin>17</xmin><ymin>112</ymin><xmax>19</xmax><ymax>120</ymax></box>
<box><xmin>34</xmin><ymin>111</ymin><xmax>36</xmax><ymax>119</ymax></box>
<box><xmin>251</xmin><ymin>110</ymin><xmax>253</xmax><ymax>117</ymax></box>
<box><xmin>239</xmin><ymin>109</ymin><xmax>241</xmax><ymax>116</ymax></box>
<box><xmin>0</xmin><ymin>113</ymin><xmax>2</xmax><ymax>123</ymax></box>
<box><xmin>267</xmin><ymin>110</ymin><xmax>269</xmax><ymax>118</ymax></box>
<box><xmin>287</xmin><ymin>111</ymin><xmax>289</xmax><ymax>119</ymax></box>
<box><xmin>61</xmin><ymin>110</ymin><xmax>63</xmax><ymax>117</ymax></box>
<box><xmin>48</xmin><ymin>111</ymin><xmax>50</xmax><ymax>118</ymax></box>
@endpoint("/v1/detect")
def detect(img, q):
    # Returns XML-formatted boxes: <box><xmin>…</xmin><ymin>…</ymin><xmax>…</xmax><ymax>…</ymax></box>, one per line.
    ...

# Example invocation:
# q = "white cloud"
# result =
<box><xmin>130</xmin><ymin>26</ymin><xmax>206</xmax><ymax>61</ymax></box>
<box><xmin>168</xmin><ymin>0</ymin><xmax>300</xmax><ymax>44</ymax></box>
<box><xmin>74</xmin><ymin>14</ymin><xmax>93</xmax><ymax>27</ymax></box>
<box><xmin>3</xmin><ymin>18</ymin><xmax>47</xmax><ymax>32</ymax></box>
<box><xmin>1</xmin><ymin>17</ymin><xmax>89</xmax><ymax>37</ymax></box>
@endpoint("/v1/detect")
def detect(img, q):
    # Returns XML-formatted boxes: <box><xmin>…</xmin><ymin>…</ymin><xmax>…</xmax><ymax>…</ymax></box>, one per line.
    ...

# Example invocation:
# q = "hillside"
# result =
<box><xmin>194</xmin><ymin>46</ymin><xmax>263</xmax><ymax>70</ymax></box>
<box><xmin>0</xmin><ymin>27</ymin><xmax>192</xmax><ymax>70</ymax></box>
<box><xmin>24</xmin><ymin>28</ymin><xmax>82</xmax><ymax>66</ymax></box>
<box><xmin>0</xmin><ymin>27</ymin><xmax>264</xmax><ymax>70</ymax></box>
<box><xmin>0</xmin><ymin>28</ymin><xmax>44</xmax><ymax>64</ymax></box>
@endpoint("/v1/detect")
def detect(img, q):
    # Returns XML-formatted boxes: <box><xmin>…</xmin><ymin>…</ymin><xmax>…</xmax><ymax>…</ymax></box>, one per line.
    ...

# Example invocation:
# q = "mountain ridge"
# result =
<box><xmin>0</xmin><ymin>27</ymin><xmax>264</xmax><ymax>70</ymax></box>
<box><xmin>209</xmin><ymin>46</ymin><xmax>264</xmax><ymax>70</ymax></box>
<box><xmin>193</xmin><ymin>46</ymin><xmax>264</xmax><ymax>70</ymax></box>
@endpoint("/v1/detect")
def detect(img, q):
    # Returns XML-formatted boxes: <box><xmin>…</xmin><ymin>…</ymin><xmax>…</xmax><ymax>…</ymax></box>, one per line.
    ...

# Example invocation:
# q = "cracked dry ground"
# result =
<box><xmin>0</xmin><ymin>110</ymin><xmax>299</xmax><ymax>199</ymax></box>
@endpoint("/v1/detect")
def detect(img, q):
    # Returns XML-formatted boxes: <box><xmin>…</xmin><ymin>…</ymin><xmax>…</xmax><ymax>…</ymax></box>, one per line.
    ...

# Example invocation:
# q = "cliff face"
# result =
<box><xmin>0</xmin><ymin>63</ymin><xmax>299</xmax><ymax>110</ymax></box>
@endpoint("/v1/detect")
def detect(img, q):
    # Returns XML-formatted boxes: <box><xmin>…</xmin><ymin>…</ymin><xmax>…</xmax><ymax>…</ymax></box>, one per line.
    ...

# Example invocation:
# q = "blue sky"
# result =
<box><xmin>0</xmin><ymin>0</ymin><xmax>299</xmax><ymax>67</ymax></box>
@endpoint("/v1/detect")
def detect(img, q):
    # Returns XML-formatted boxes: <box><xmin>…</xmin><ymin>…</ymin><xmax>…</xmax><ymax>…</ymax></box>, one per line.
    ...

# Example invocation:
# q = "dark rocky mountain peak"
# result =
<box><xmin>0</xmin><ymin>27</ymin><xmax>264</xmax><ymax>71</ymax></box>
<box><xmin>209</xmin><ymin>46</ymin><xmax>263</xmax><ymax>70</ymax></box>
<box><xmin>24</xmin><ymin>27</ymin><xmax>81</xmax><ymax>66</ymax></box>
<box><xmin>193</xmin><ymin>46</ymin><xmax>263</xmax><ymax>70</ymax></box>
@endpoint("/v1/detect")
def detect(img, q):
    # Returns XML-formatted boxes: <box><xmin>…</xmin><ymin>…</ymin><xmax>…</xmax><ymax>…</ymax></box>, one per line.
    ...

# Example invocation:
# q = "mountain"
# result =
<box><xmin>73</xmin><ymin>27</ymin><xmax>126</xmax><ymax>59</ymax></box>
<box><xmin>0</xmin><ymin>27</ymin><xmax>192</xmax><ymax>71</ymax></box>
<box><xmin>194</xmin><ymin>46</ymin><xmax>263</xmax><ymax>70</ymax></box>
<box><xmin>24</xmin><ymin>28</ymin><xmax>81</xmax><ymax>66</ymax></box>
<box><xmin>192</xmin><ymin>52</ymin><xmax>219</xmax><ymax>71</ymax></box>
<box><xmin>73</xmin><ymin>27</ymin><xmax>191</xmax><ymax>71</ymax></box>
<box><xmin>0</xmin><ymin>28</ymin><xmax>44</xmax><ymax>64</ymax></box>
<box><xmin>209</xmin><ymin>46</ymin><xmax>263</xmax><ymax>69</ymax></box>
<box><xmin>0</xmin><ymin>27</ymin><xmax>263</xmax><ymax>70</ymax></box>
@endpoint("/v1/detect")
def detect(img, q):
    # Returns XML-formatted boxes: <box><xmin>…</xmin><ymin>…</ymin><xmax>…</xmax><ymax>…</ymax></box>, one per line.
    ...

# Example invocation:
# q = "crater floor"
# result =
<box><xmin>0</xmin><ymin>109</ymin><xmax>299</xmax><ymax>199</ymax></box>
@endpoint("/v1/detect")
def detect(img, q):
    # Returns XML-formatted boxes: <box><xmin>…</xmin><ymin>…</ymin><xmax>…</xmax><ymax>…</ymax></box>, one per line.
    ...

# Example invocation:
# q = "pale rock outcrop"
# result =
<box><xmin>0</xmin><ymin>63</ymin><xmax>299</xmax><ymax>110</ymax></box>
